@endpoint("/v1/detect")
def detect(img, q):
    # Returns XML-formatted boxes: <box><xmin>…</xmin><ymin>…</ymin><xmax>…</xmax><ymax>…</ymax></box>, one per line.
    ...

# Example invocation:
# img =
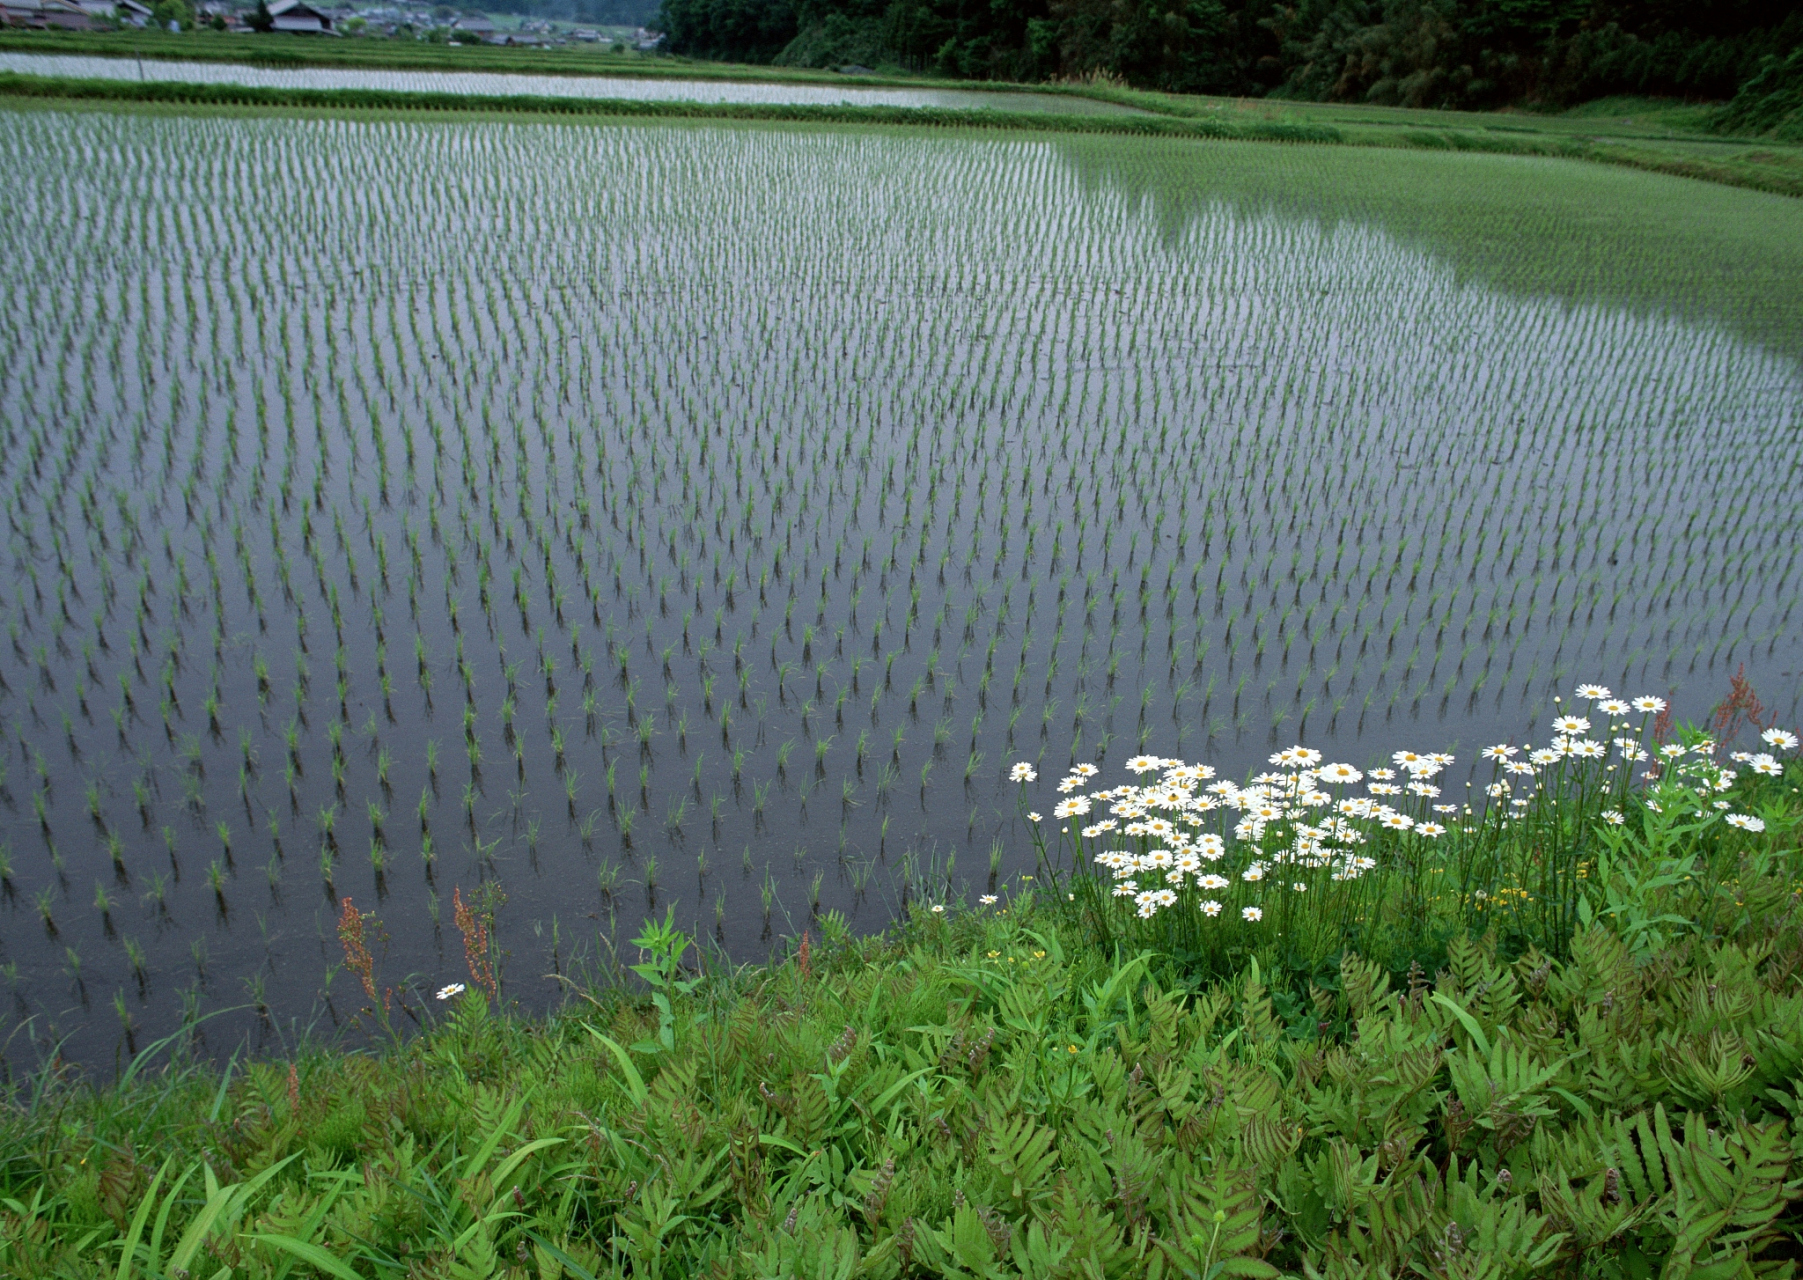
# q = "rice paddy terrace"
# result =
<box><xmin>0</xmin><ymin>107</ymin><xmax>1799</xmax><ymax>1068</ymax></box>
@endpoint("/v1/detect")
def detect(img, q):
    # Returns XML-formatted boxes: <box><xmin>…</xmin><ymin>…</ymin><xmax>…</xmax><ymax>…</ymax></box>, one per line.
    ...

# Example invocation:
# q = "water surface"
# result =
<box><xmin>0</xmin><ymin>112</ymin><xmax>1796</xmax><ymax>1071</ymax></box>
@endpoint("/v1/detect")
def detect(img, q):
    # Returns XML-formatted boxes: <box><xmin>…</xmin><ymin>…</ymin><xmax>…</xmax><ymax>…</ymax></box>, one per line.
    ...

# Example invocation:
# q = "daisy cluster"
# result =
<box><xmin>1013</xmin><ymin>683</ymin><xmax>1796</xmax><ymax>923</ymax></box>
<box><xmin>1027</xmin><ymin>746</ymin><xmax>1452</xmax><ymax>920</ymax></box>
<box><xmin>1650</xmin><ymin>724</ymin><xmax>1794</xmax><ymax>835</ymax></box>
<box><xmin>1474</xmin><ymin>687</ymin><xmax>1667</xmax><ymax>812</ymax></box>
<box><xmin>1485</xmin><ymin>685</ymin><xmax>1794</xmax><ymax>832</ymax></box>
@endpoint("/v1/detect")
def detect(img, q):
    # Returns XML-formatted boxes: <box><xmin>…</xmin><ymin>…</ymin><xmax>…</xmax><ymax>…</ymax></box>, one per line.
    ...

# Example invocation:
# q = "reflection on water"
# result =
<box><xmin>1051</xmin><ymin>134</ymin><xmax>1803</xmax><ymax>362</ymax></box>
<box><xmin>0</xmin><ymin>112</ymin><xmax>1796</xmax><ymax>1069</ymax></box>
<box><xmin>0</xmin><ymin>52</ymin><xmax>1142</xmax><ymax>114</ymax></box>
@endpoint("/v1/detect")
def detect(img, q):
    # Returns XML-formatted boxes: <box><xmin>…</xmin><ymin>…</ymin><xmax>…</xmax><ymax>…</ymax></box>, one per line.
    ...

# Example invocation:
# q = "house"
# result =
<box><xmin>450</xmin><ymin>13</ymin><xmax>493</xmax><ymax>38</ymax></box>
<box><xmin>70</xmin><ymin>0</ymin><xmax>153</xmax><ymax>23</ymax></box>
<box><xmin>193</xmin><ymin>0</ymin><xmax>241</xmax><ymax>24</ymax></box>
<box><xmin>265</xmin><ymin>0</ymin><xmax>333</xmax><ymax>31</ymax></box>
<box><xmin>3</xmin><ymin>0</ymin><xmax>107</xmax><ymax>28</ymax></box>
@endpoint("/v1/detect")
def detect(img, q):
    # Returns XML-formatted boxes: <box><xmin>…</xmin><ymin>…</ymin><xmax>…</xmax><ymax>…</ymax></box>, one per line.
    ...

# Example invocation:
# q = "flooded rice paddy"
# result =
<box><xmin>0</xmin><ymin>52</ymin><xmax>1144</xmax><ymax>114</ymax></box>
<box><xmin>0</xmin><ymin>109</ymin><xmax>1799</xmax><ymax>1069</ymax></box>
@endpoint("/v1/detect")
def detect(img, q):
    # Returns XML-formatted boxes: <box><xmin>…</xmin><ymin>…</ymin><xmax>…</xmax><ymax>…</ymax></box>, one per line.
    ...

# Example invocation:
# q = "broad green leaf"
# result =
<box><xmin>116</xmin><ymin>1157</ymin><xmax>172</xmax><ymax>1280</ymax></box>
<box><xmin>583</xmin><ymin>1024</ymin><xmax>649</xmax><ymax>1105</ymax></box>
<box><xmin>489</xmin><ymin>1136</ymin><xmax>566</xmax><ymax>1198</ymax></box>
<box><xmin>1431</xmin><ymin>992</ymin><xmax>1491</xmax><ymax>1058</ymax></box>
<box><xmin>244</xmin><ymin>1232</ymin><xmax>366</xmax><ymax>1280</ymax></box>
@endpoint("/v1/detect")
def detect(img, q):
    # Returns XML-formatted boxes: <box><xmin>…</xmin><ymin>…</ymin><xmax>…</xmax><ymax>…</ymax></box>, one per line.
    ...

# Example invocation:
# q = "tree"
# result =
<box><xmin>150</xmin><ymin>0</ymin><xmax>194</xmax><ymax>29</ymax></box>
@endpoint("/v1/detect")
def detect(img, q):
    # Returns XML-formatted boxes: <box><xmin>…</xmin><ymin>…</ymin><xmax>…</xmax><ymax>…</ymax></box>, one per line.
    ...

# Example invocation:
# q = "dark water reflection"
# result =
<box><xmin>1053</xmin><ymin>134</ymin><xmax>1803</xmax><ymax>362</ymax></box>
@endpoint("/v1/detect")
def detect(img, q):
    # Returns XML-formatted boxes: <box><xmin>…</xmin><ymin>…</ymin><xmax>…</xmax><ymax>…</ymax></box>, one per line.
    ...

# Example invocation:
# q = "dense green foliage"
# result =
<box><xmin>657</xmin><ymin>0</ymin><xmax>1802</xmax><ymax>107</ymax></box>
<box><xmin>1718</xmin><ymin>47</ymin><xmax>1803</xmax><ymax>141</ymax></box>
<box><xmin>2</xmin><ymin>730</ymin><xmax>1798</xmax><ymax>1276</ymax></box>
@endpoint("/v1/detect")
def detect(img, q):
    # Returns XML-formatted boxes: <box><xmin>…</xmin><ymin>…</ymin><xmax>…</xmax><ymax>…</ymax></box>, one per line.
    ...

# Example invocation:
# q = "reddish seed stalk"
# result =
<box><xmin>453</xmin><ymin>886</ymin><xmax>497</xmax><ymax>1000</ymax></box>
<box><xmin>336</xmin><ymin>895</ymin><xmax>377</xmax><ymax>1002</ymax></box>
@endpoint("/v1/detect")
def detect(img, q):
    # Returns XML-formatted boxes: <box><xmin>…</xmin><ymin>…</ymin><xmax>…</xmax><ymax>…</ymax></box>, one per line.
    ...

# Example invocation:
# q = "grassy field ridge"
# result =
<box><xmin>3</xmin><ymin>737</ymin><xmax>1799</xmax><ymax>1278</ymax></box>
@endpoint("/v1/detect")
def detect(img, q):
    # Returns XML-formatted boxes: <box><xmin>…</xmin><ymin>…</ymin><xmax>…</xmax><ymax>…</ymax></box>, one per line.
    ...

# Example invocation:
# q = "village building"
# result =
<box><xmin>3</xmin><ymin>0</ymin><xmax>105</xmax><ymax>28</ymax></box>
<box><xmin>449</xmin><ymin>12</ymin><xmax>495</xmax><ymax>39</ymax></box>
<box><xmin>265</xmin><ymin>0</ymin><xmax>333</xmax><ymax>32</ymax></box>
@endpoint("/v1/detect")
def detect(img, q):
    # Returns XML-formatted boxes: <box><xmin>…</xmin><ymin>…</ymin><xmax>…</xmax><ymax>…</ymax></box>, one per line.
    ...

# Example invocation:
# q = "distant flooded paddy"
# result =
<box><xmin>0</xmin><ymin>52</ymin><xmax>1145</xmax><ymax>113</ymax></box>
